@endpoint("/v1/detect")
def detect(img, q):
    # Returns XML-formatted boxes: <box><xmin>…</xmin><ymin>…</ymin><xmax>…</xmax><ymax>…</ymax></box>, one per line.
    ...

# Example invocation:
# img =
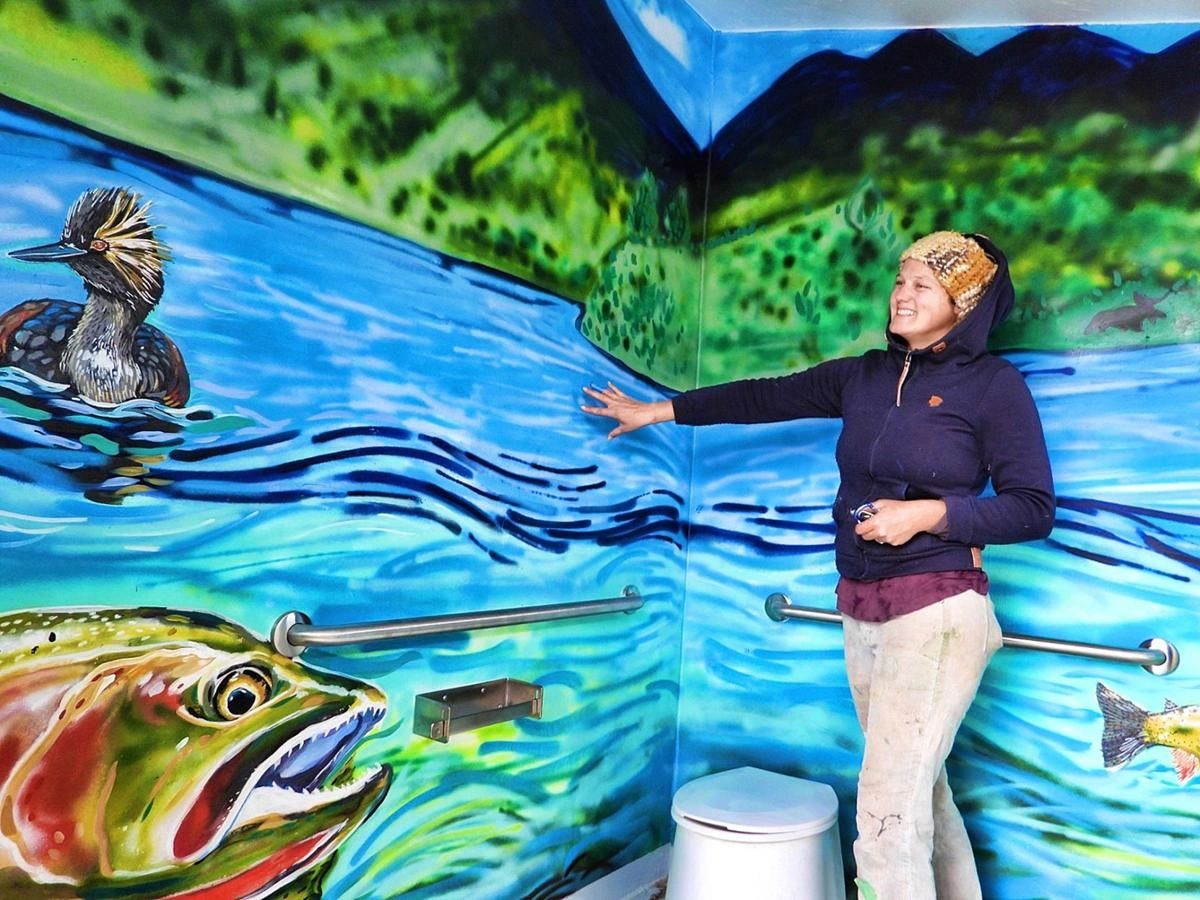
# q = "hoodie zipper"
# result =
<box><xmin>857</xmin><ymin>350</ymin><xmax>915</xmax><ymax>577</ymax></box>
<box><xmin>867</xmin><ymin>350</ymin><xmax>915</xmax><ymax>482</ymax></box>
<box><xmin>895</xmin><ymin>351</ymin><xmax>913</xmax><ymax>406</ymax></box>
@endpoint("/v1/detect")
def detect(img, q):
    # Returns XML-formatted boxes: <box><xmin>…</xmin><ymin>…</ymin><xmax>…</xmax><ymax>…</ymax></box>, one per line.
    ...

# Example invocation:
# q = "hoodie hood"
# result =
<box><xmin>886</xmin><ymin>232</ymin><xmax>1014</xmax><ymax>361</ymax></box>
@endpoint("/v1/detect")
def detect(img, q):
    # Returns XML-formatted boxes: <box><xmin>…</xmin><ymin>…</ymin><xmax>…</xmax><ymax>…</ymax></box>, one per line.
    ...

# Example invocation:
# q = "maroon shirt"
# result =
<box><xmin>836</xmin><ymin>570</ymin><xmax>990</xmax><ymax>623</ymax></box>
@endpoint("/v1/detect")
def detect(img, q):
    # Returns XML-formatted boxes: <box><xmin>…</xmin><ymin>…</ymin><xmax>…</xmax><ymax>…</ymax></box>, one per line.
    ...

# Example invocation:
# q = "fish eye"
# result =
<box><xmin>207</xmin><ymin>666</ymin><xmax>273</xmax><ymax>721</ymax></box>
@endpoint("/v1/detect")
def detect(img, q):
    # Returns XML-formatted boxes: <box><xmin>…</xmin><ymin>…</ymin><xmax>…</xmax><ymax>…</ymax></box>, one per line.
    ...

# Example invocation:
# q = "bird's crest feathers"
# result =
<box><xmin>64</xmin><ymin>187</ymin><xmax>169</xmax><ymax>308</ymax></box>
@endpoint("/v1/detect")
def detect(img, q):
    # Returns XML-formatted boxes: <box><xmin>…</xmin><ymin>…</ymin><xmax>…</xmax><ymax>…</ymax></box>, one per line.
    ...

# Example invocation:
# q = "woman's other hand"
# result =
<box><xmin>854</xmin><ymin>498</ymin><xmax>948</xmax><ymax>546</ymax></box>
<box><xmin>581</xmin><ymin>382</ymin><xmax>675</xmax><ymax>439</ymax></box>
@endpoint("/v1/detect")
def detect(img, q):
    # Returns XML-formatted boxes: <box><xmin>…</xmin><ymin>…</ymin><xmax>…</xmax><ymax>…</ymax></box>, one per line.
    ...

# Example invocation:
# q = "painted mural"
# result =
<box><xmin>676</xmin><ymin>18</ymin><xmax>1200</xmax><ymax>900</ymax></box>
<box><xmin>1098</xmin><ymin>682</ymin><xmax>1200</xmax><ymax>784</ymax></box>
<box><xmin>692</xmin><ymin>27</ymin><xmax>1200</xmax><ymax>383</ymax></box>
<box><xmin>0</xmin><ymin>1</ymin><xmax>692</xmax><ymax>897</ymax></box>
<box><xmin>3</xmin><ymin>1</ymin><xmax>1200</xmax><ymax>898</ymax></box>
<box><xmin>0</xmin><ymin>115</ymin><xmax>687</xmax><ymax>900</ymax></box>
<box><xmin>1</xmin><ymin>187</ymin><xmax>189</xmax><ymax>407</ymax></box>
<box><xmin>0</xmin><ymin>0</ymin><xmax>704</xmax><ymax>390</ymax></box>
<box><xmin>0</xmin><ymin>606</ymin><xmax>389</xmax><ymax>897</ymax></box>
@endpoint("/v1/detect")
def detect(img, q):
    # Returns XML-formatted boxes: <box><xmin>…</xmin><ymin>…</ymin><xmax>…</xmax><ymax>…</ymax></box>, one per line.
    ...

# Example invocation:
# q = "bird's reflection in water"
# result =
<box><xmin>0</xmin><ymin>373</ymin><xmax>221</xmax><ymax>504</ymax></box>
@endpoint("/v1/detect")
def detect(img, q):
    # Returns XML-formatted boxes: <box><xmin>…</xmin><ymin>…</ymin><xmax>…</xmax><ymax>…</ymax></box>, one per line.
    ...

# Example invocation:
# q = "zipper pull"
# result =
<box><xmin>896</xmin><ymin>351</ymin><xmax>912</xmax><ymax>407</ymax></box>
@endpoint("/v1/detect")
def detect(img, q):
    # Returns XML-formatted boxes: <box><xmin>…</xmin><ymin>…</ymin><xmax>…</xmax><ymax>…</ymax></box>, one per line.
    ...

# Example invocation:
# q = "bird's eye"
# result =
<box><xmin>89</xmin><ymin>238</ymin><xmax>109</xmax><ymax>252</ymax></box>
<box><xmin>206</xmin><ymin>666</ymin><xmax>273</xmax><ymax>720</ymax></box>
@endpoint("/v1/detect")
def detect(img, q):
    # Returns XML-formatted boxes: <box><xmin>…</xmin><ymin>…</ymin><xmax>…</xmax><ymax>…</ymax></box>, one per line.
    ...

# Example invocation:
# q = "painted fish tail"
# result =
<box><xmin>1096</xmin><ymin>682</ymin><xmax>1150</xmax><ymax>770</ymax></box>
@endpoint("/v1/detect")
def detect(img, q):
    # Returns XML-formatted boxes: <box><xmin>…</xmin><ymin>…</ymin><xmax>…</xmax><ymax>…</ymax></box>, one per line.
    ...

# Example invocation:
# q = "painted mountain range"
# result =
<box><xmin>708</xmin><ymin>27</ymin><xmax>1200</xmax><ymax>200</ymax></box>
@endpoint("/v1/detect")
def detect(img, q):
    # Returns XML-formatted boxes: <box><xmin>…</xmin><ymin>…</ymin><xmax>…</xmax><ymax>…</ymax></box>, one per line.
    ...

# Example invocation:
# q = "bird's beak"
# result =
<box><xmin>9</xmin><ymin>240</ymin><xmax>88</xmax><ymax>263</ymax></box>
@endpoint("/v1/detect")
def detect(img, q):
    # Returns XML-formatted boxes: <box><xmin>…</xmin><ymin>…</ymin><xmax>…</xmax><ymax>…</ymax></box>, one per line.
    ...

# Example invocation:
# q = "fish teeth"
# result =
<box><xmin>272</xmin><ymin>705</ymin><xmax>382</xmax><ymax>775</ymax></box>
<box><xmin>217</xmin><ymin>703</ymin><xmax>384</xmax><ymax>839</ymax></box>
<box><xmin>227</xmin><ymin>765</ymin><xmax>383</xmax><ymax>832</ymax></box>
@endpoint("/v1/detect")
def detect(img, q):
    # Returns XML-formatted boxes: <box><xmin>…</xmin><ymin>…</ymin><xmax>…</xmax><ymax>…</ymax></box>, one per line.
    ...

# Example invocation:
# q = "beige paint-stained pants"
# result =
<box><xmin>843</xmin><ymin>590</ymin><xmax>1003</xmax><ymax>900</ymax></box>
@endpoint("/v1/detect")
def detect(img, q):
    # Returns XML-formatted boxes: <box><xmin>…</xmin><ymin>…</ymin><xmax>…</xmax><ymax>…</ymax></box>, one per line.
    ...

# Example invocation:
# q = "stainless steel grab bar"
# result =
<box><xmin>765</xmin><ymin>593</ymin><xmax>1180</xmax><ymax>676</ymax></box>
<box><xmin>271</xmin><ymin>585</ymin><xmax>644</xmax><ymax>658</ymax></box>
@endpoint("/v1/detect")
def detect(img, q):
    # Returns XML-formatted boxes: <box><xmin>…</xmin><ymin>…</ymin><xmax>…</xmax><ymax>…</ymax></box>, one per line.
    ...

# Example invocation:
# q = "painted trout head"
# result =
<box><xmin>0</xmin><ymin>607</ymin><xmax>392</xmax><ymax>898</ymax></box>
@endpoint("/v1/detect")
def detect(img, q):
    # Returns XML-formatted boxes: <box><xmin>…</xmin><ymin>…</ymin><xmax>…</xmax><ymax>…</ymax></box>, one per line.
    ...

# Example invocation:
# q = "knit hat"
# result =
<box><xmin>899</xmin><ymin>231</ymin><xmax>997</xmax><ymax>320</ymax></box>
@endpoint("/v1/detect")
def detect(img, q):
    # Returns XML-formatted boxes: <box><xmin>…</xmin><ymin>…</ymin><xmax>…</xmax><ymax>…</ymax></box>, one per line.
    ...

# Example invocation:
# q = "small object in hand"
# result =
<box><xmin>852</xmin><ymin>502</ymin><xmax>877</xmax><ymax>522</ymax></box>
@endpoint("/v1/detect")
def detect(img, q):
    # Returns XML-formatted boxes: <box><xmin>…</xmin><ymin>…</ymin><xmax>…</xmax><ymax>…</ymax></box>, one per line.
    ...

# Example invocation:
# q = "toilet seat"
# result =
<box><xmin>671</xmin><ymin>766</ymin><xmax>839</xmax><ymax>839</ymax></box>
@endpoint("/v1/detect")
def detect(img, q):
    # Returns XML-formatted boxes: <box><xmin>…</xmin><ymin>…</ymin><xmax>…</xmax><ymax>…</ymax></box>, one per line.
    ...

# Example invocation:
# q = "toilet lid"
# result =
<box><xmin>672</xmin><ymin>766</ymin><xmax>839</xmax><ymax>835</ymax></box>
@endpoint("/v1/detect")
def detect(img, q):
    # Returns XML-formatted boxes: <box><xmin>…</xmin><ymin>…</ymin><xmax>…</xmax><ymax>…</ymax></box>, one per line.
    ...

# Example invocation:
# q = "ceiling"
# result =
<box><xmin>681</xmin><ymin>0</ymin><xmax>1200</xmax><ymax>31</ymax></box>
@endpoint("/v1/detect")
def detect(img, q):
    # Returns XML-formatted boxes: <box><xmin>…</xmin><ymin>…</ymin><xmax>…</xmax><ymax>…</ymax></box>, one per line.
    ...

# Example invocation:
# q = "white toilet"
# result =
<box><xmin>666</xmin><ymin>766</ymin><xmax>845</xmax><ymax>900</ymax></box>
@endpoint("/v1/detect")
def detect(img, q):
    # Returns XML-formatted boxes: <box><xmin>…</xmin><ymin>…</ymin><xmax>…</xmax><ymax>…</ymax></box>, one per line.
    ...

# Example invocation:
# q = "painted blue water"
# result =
<box><xmin>0</xmin><ymin>103</ymin><xmax>687</xmax><ymax>898</ymax></box>
<box><xmin>3</xmin><ymin>98</ymin><xmax>1200</xmax><ymax>899</ymax></box>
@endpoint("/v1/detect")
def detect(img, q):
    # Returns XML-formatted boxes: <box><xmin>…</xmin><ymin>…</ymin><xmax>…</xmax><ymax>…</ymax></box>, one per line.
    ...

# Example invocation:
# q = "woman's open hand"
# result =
<box><xmin>580</xmin><ymin>382</ymin><xmax>674</xmax><ymax>439</ymax></box>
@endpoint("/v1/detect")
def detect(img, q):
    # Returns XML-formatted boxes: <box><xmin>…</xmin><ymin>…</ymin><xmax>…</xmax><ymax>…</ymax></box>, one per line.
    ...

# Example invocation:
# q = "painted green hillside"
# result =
<box><xmin>0</xmin><ymin>0</ymin><xmax>692</xmax><ymax>321</ymax></box>
<box><xmin>1</xmin><ymin>3</ymin><xmax>1199</xmax><ymax>391</ymax></box>
<box><xmin>697</xmin><ymin>115</ymin><xmax>1200</xmax><ymax>384</ymax></box>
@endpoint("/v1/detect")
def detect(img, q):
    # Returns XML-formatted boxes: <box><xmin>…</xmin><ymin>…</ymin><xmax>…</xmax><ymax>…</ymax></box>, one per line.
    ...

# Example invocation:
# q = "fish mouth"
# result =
<box><xmin>174</xmin><ymin>701</ymin><xmax>390</xmax><ymax>865</ymax></box>
<box><xmin>226</xmin><ymin>703</ymin><xmax>387</xmax><ymax>830</ymax></box>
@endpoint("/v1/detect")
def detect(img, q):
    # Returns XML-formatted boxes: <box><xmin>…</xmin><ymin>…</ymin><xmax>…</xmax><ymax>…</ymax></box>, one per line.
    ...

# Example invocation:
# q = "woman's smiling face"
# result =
<box><xmin>889</xmin><ymin>258</ymin><xmax>958</xmax><ymax>350</ymax></box>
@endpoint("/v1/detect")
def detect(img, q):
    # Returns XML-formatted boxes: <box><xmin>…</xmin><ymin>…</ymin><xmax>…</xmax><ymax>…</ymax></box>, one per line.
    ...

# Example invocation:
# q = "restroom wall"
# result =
<box><xmin>675</xmin><ymin>21</ymin><xmax>1200</xmax><ymax>897</ymax></box>
<box><xmin>6</xmin><ymin>3</ymin><xmax>1200</xmax><ymax>897</ymax></box>
<box><xmin>0</xmin><ymin>1</ymin><xmax>705</xmax><ymax>897</ymax></box>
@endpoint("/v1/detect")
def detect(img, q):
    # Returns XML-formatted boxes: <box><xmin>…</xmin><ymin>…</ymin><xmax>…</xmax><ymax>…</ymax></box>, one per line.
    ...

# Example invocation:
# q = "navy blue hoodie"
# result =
<box><xmin>672</xmin><ymin>234</ymin><xmax>1055</xmax><ymax>580</ymax></box>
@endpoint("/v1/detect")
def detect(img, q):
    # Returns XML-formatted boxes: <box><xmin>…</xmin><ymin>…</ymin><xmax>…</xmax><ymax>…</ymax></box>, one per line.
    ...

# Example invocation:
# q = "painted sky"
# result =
<box><xmin>603</xmin><ymin>0</ymin><xmax>714</xmax><ymax>148</ymax></box>
<box><xmin>604</xmin><ymin>1</ymin><xmax>1200</xmax><ymax>146</ymax></box>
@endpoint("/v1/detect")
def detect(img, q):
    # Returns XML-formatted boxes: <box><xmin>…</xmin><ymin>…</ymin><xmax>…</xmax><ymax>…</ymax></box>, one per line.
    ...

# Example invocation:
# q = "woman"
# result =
<box><xmin>581</xmin><ymin>231</ymin><xmax>1054</xmax><ymax>899</ymax></box>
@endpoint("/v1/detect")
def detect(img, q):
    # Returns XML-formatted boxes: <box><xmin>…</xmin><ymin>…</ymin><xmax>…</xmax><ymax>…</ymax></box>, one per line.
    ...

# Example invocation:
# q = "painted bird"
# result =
<box><xmin>1</xmin><ymin>187</ymin><xmax>190</xmax><ymax>407</ymax></box>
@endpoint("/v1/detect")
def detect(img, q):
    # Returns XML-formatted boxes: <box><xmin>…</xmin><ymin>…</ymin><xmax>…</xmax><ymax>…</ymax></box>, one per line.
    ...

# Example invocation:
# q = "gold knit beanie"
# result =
<box><xmin>899</xmin><ymin>231</ymin><xmax>997</xmax><ymax>320</ymax></box>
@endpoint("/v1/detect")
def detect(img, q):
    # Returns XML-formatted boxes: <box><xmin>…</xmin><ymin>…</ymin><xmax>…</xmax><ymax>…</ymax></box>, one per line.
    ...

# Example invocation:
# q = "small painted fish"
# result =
<box><xmin>1097</xmin><ymin>682</ymin><xmax>1200</xmax><ymax>784</ymax></box>
<box><xmin>0</xmin><ymin>607</ymin><xmax>392</xmax><ymax>898</ymax></box>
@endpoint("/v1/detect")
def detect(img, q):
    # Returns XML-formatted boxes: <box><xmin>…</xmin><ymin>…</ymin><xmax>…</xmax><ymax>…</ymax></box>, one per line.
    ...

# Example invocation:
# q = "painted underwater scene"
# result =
<box><xmin>0</xmin><ymin>101</ymin><xmax>687</xmax><ymax>897</ymax></box>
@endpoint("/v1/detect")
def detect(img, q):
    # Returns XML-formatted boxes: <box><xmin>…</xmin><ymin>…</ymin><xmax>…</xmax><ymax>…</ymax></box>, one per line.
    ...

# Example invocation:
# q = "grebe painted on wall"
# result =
<box><xmin>1</xmin><ymin>187</ymin><xmax>189</xmax><ymax>407</ymax></box>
